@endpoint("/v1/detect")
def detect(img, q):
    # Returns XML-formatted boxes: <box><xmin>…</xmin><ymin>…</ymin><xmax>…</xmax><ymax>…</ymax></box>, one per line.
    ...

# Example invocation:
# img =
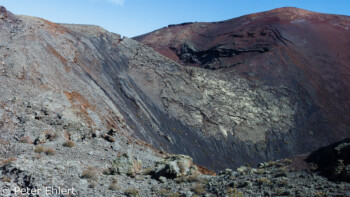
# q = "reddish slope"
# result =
<box><xmin>134</xmin><ymin>7</ymin><xmax>350</xmax><ymax>141</ymax></box>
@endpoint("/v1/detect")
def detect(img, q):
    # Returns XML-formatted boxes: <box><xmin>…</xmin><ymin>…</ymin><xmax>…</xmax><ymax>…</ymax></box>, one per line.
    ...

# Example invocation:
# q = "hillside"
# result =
<box><xmin>0</xmin><ymin>6</ymin><xmax>349</xmax><ymax>196</ymax></box>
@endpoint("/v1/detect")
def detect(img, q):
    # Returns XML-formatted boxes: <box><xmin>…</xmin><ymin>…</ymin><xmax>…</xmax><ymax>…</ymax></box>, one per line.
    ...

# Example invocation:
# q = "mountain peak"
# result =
<box><xmin>269</xmin><ymin>7</ymin><xmax>314</xmax><ymax>14</ymax></box>
<box><xmin>242</xmin><ymin>7</ymin><xmax>318</xmax><ymax>21</ymax></box>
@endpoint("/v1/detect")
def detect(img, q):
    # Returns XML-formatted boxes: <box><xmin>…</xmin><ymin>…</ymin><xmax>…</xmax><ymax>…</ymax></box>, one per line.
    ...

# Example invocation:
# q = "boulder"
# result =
<box><xmin>149</xmin><ymin>154</ymin><xmax>200</xmax><ymax>179</ymax></box>
<box><xmin>112</xmin><ymin>153</ymin><xmax>142</xmax><ymax>176</ymax></box>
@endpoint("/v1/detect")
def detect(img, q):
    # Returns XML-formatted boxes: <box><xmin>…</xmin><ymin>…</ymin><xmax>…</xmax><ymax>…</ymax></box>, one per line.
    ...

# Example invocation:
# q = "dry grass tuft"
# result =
<box><xmin>63</xmin><ymin>140</ymin><xmax>75</xmax><ymax>148</ymax></box>
<box><xmin>192</xmin><ymin>184</ymin><xmax>206</xmax><ymax>195</ymax></box>
<box><xmin>45</xmin><ymin>148</ymin><xmax>56</xmax><ymax>156</ymax></box>
<box><xmin>34</xmin><ymin>145</ymin><xmax>46</xmax><ymax>153</ymax></box>
<box><xmin>81</xmin><ymin>167</ymin><xmax>98</xmax><ymax>180</ymax></box>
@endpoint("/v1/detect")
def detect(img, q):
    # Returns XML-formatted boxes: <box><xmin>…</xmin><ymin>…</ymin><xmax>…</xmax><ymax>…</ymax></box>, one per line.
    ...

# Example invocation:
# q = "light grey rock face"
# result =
<box><xmin>149</xmin><ymin>155</ymin><xmax>200</xmax><ymax>179</ymax></box>
<box><xmin>129</xmin><ymin>56</ymin><xmax>296</xmax><ymax>142</ymax></box>
<box><xmin>112</xmin><ymin>153</ymin><xmax>142</xmax><ymax>176</ymax></box>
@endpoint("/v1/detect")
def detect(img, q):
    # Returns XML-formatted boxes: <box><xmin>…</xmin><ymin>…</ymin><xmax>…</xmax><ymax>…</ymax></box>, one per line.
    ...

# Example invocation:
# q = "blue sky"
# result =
<box><xmin>0</xmin><ymin>0</ymin><xmax>349</xmax><ymax>37</ymax></box>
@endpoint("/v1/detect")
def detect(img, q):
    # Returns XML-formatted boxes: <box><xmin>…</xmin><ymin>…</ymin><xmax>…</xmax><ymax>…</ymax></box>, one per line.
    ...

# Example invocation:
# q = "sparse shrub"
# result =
<box><xmin>315</xmin><ymin>191</ymin><xmax>327</xmax><ymax>197</ymax></box>
<box><xmin>228</xmin><ymin>188</ymin><xmax>244</xmax><ymax>197</ymax></box>
<box><xmin>34</xmin><ymin>145</ymin><xmax>46</xmax><ymax>153</ymax></box>
<box><xmin>169</xmin><ymin>193</ymin><xmax>182</xmax><ymax>197</ymax></box>
<box><xmin>276</xmin><ymin>189</ymin><xmax>290</xmax><ymax>196</ymax></box>
<box><xmin>174</xmin><ymin>174</ymin><xmax>204</xmax><ymax>183</ymax></box>
<box><xmin>48</xmin><ymin>133</ymin><xmax>60</xmax><ymax>141</ymax></box>
<box><xmin>158</xmin><ymin>189</ymin><xmax>182</xmax><ymax>197</ymax></box>
<box><xmin>19</xmin><ymin>136</ymin><xmax>33</xmax><ymax>144</ymax></box>
<box><xmin>108</xmin><ymin>184</ymin><xmax>119</xmax><ymax>191</ymax></box>
<box><xmin>256</xmin><ymin>169</ymin><xmax>265</xmax><ymax>174</ymax></box>
<box><xmin>308</xmin><ymin>163</ymin><xmax>318</xmax><ymax>171</ymax></box>
<box><xmin>278</xmin><ymin>166</ymin><xmax>288</xmax><ymax>173</ymax></box>
<box><xmin>81</xmin><ymin>167</ymin><xmax>97</xmax><ymax>180</ymax></box>
<box><xmin>267</xmin><ymin>161</ymin><xmax>278</xmax><ymax>166</ymax></box>
<box><xmin>45</xmin><ymin>148</ymin><xmax>56</xmax><ymax>156</ymax></box>
<box><xmin>157</xmin><ymin>189</ymin><xmax>170</xmax><ymax>196</ymax></box>
<box><xmin>283</xmin><ymin>159</ymin><xmax>292</xmax><ymax>164</ymax></box>
<box><xmin>192</xmin><ymin>184</ymin><xmax>206</xmax><ymax>195</ymax></box>
<box><xmin>188</xmin><ymin>174</ymin><xmax>202</xmax><ymax>182</ymax></box>
<box><xmin>174</xmin><ymin>176</ymin><xmax>187</xmax><ymax>183</ymax></box>
<box><xmin>257</xmin><ymin>177</ymin><xmax>271</xmax><ymax>185</ymax></box>
<box><xmin>102</xmin><ymin>168</ymin><xmax>112</xmax><ymax>175</ymax></box>
<box><xmin>102</xmin><ymin>168</ymin><xmax>115</xmax><ymax>175</ymax></box>
<box><xmin>34</xmin><ymin>154</ymin><xmax>42</xmax><ymax>160</ymax></box>
<box><xmin>108</xmin><ymin>179</ymin><xmax>119</xmax><ymax>191</ymax></box>
<box><xmin>278</xmin><ymin>178</ymin><xmax>289</xmax><ymax>186</ymax></box>
<box><xmin>1</xmin><ymin>176</ymin><xmax>11</xmax><ymax>182</ymax></box>
<box><xmin>111</xmin><ymin>178</ymin><xmax>118</xmax><ymax>184</ymax></box>
<box><xmin>63</xmin><ymin>140</ymin><xmax>75</xmax><ymax>148</ymax></box>
<box><xmin>88</xmin><ymin>181</ymin><xmax>97</xmax><ymax>188</ymax></box>
<box><xmin>178</xmin><ymin>162</ymin><xmax>187</xmax><ymax>174</ymax></box>
<box><xmin>124</xmin><ymin>188</ymin><xmax>139</xmax><ymax>197</ymax></box>
<box><xmin>0</xmin><ymin>157</ymin><xmax>17</xmax><ymax>167</ymax></box>
<box><xmin>189</xmin><ymin>174</ymin><xmax>209</xmax><ymax>184</ymax></box>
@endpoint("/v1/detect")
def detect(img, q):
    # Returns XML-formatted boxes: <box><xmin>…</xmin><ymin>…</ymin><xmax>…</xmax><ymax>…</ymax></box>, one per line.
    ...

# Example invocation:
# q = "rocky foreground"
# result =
<box><xmin>0</xmin><ymin>137</ymin><xmax>350</xmax><ymax>196</ymax></box>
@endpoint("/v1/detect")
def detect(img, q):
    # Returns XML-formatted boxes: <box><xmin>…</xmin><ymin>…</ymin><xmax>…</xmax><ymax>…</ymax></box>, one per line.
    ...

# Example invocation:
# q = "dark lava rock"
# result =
<box><xmin>306</xmin><ymin>138</ymin><xmax>350</xmax><ymax>182</ymax></box>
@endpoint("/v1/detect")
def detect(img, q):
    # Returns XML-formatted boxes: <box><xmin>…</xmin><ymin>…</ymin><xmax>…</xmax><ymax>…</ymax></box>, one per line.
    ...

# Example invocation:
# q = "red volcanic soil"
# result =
<box><xmin>134</xmin><ymin>7</ymin><xmax>350</xmax><ymax>142</ymax></box>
